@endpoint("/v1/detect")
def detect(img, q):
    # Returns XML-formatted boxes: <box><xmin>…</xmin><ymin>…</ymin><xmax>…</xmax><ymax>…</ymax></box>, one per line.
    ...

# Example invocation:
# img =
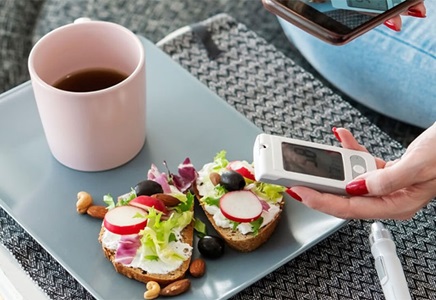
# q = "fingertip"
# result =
<box><xmin>345</xmin><ymin>179</ymin><xmax>369</xmax><ymax>196</ymax></box>
<box><xmin>335</xmin><ymin>128</ymin><xmax>369</xmax><ymax>153</ymax></box>
<box><xmin>288</xmin><ymin>186</ymin><xmax>319</xmax><ymax>204</ymax></box>
<box><xmin>407</xmin><ymin>3</ymin><xmax>426</xmax><ymax>18</ymax></box>
<box><xmin>285</xmin><ymin>188</ymin><xmax>302</xmax><ymax>202</ymax></box>
<box><xmin>332</xmin><ymin>127</ymin><xmax>349</xmax><ymax>137</ymax></box>
<box><xmin>332</xmin><ymin>127</ymin><xmax>342</xmax><ymax>142</ymax></box>
<box><xmin>384</xmin><ymin>18</ymin><xmax>402</xmax><ymax>31</ymax></box>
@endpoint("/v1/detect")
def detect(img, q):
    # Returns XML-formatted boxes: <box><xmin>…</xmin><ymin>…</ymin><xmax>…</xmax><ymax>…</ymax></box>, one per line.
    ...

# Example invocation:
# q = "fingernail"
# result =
<box><xmin>407</xmin><ymin>8</ymin><xmax>426</xmax><ymax>18</ymax></box>
<box><xmin>345</xmin><ymin>179</ymin><xmax>369</xmax><ymax>196</ymax></box>
<box><xmin>286</xmin><ymin>188</ymin><xmax>302</xmax><ymax>202</ymax></box>
<box><xmin>383</xmin><ymin>20</ymin><xmax>401</xmax><ymax>32</ymax></box>
<box><xmin>332</xmin><ymin>127</ymin><xmax>341</xmax><ymax>142</ymax></box>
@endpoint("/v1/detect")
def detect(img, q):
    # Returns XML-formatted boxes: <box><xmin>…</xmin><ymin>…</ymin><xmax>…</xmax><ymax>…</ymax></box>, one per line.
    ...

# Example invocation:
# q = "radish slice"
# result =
<box><xmin>219</xmin><ymin>190</ymin><xmax>262</xmax><ymax>223</ymax></box>
<box><xmin>103</xmin><ymin>206</ymin><xmax>148</xmax><ymax>235</ymax></box>
<box><xmin>228</xmin><ymin>161</ymin><xmax>255</xmax><ymax>181</ymax></box>
<box><xmin>129</xmin><ymin>195</ymin><xmax>169</xmax><ymax>215</ymax></box>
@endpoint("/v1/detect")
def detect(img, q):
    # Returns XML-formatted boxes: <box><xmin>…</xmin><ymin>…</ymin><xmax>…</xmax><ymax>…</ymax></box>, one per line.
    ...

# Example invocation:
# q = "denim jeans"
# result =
<box><xmin>279</xmin><ymin>3</ymin><xmax>435</xmax><ymax>128</ymax></box>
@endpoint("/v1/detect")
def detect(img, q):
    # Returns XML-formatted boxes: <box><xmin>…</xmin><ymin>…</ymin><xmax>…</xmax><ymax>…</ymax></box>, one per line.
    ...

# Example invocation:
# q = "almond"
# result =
<box><xmin>159</xmin><ymin>279</ymin><xmax>190</xmax><ymax>296</ymax></box>
<box><xmin>209</xmin><ymin>172</ymin><xmax>221</xmax><ymax>186</ymax></box>
<box><xmin>86</xmin><ymin>205</ymin><xmax>107</xmax><ymax>219</ymax></box>
<box><xmin>152</xmin><ymin>193</ymin><xmax>181</xmax><ymax>207</ymax></box>
<box><xmin>189</xmin><ymin>258</ymin><xmax>206</xmax><ymax>278</ymax></box>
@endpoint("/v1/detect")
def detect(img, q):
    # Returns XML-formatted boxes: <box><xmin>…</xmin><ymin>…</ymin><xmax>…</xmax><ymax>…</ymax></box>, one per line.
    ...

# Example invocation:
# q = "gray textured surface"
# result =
<box><xmin>1</xmin><ymin>11</ymin><xmax>435</xmax><ymax>300</ymax></box>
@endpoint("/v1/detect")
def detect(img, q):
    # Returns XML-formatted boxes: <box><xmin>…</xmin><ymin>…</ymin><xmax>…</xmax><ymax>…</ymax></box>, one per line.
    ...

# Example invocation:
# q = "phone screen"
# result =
<box><xmin>346</xmin><ymin>1</ymin><xmax>388</xmax><ymax>11</ymax></box>
<box><xmin>281</xmin><ymin>142</ymin><xmax>345</xmax><ymax>180</ymax></box>
<box><xmin>274</xmin><ymin>0</ymin><xmax>407</xmax><ymax>30</ymax></box>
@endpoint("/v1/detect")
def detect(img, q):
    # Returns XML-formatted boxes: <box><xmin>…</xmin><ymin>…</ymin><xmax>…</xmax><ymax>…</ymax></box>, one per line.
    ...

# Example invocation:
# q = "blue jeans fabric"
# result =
<box><xmin>279</xmin><ymin>3</ymin><xmax>436</xmax><ymax>128</ymax></box>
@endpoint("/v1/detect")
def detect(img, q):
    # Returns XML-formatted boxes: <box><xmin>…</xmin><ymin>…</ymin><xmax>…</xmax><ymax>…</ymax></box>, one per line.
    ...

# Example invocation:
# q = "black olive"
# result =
<box><xmin>198</xmin><ymin>235</ymin><xmax>225</xmax><ymax>259</ymax></box>
<box><xmin>134</xmin><ymin>180</ymin><xmax>163</xmax><ymax>196</ymax></box>
<box><xmin>220</xmin><ymin>170</ymin><xmax>245</xmax><ymax>191</ymax></box>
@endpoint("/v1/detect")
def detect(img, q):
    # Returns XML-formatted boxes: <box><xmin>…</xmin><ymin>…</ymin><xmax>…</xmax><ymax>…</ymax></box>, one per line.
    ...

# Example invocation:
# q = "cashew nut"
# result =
<box><xmin>144</xmin><ymin>281</ymin><xmax>160</xmax><ymax>300</ymax></box>
<box><xmin>76</xmin><ymin>191</ymin><xmax>93</xmax><ymax>214</ymax></box>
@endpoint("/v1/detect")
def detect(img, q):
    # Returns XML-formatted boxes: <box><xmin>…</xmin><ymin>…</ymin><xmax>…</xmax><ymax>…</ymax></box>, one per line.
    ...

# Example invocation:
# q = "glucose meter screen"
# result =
<box><xmin>281</xmin><ymin>142</ymin><xmax>345</xmax><ymax>180</ymax></box>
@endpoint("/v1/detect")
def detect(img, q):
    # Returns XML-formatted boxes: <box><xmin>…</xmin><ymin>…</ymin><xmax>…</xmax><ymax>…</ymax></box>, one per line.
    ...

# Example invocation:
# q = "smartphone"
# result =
<box><xmin>261</xmin><ymin>0</ymin><xmax>424</xmax><ymax>45</ymax></box>
<box><xmin>253</xmin><ymin>133</ymin><xmax>377</xmax><ymax>195</ymax></box>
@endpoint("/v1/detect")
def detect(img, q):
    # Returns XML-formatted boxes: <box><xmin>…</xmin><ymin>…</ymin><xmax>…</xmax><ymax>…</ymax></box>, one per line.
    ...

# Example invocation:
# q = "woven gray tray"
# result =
<box><xmin>1</xmin><ymin>14</ymin><xmax>435</xmax><ymax>300</ymax></box>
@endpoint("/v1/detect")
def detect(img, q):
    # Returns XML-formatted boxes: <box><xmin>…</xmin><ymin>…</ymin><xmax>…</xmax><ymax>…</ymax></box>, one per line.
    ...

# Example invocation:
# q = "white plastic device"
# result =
<box><xmin>369</xmin><ymin>222</ymin><xmax>411</xmax><ymax>300</ymax></box>
<box><xmin>253</xmin><ymin>133</ymin><xmax>377</xmax><ymax>195</ymax></box>
<box><xmin>331</xmin><ymin>0</ymin><xmax>405</xmax><ymax>14</ymax></box>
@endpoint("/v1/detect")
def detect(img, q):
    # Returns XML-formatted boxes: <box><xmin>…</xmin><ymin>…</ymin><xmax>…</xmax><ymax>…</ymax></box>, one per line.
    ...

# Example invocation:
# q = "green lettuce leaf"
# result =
<box><xmin>139</xmin><ymin>207</ymin><xmax>193</xmax><ymax>263</ymax></box>
<box><xmin>201</xmin><ymin>185</ymin><xmax>226</xmax><ymax>206</ymax></box>
<box><xmin>117</xmin><ymin>188</ymin><xmax>137</xmax><ymax>206</ymax></box>
<box><xmin>250</xmin><ymin>217</ymin><xmax>264</xmax><ymax>236</ymax></box>
<box><xmin>174</xmin><ymin>191</ymin><xmax>194</xmax><ymax>213</ymax></box>
<box><xmin>252</xmin><ymin>182</ymin><xmax>286</xmax><ymax>203</ymax></box>
<box><xmin>103</xmin><ymin>189</ymin><xmax>137</xmax><ymax>210</ymax></box>
<box><xmin>202</xmin><ymin>196</ymin><xmax>220</xmax><ymax>206</ymax></box>
<box><xmin>103</xmin><ymin>194</ymin><xmax>115</xmax><ymax>210</ymax></box>
<box><xmin>231</xmin><ymin>221</ymin><xmax>239</xmax><ymax>231</ymax></box>
<box><xmin>212</xmin><ymin>150</ymin><xmax>229</xmax><ymax>171</ymax></box>
<box><xmin>194</xmin><ymin>218</ymin><xmax>207</xmax><ymax>238</ymax></box>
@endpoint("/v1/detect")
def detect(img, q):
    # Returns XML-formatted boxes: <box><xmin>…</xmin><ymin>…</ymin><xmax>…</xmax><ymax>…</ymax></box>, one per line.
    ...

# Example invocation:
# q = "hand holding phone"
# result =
<box><xmin>253</xmin><ymin>133</ymin><xmax>377</xmax><ymax>195</ymax></box>
<box><xmin>262</xmin><ymin>0</ymin><xmax>424</xmax><ymax>44</ymax></box>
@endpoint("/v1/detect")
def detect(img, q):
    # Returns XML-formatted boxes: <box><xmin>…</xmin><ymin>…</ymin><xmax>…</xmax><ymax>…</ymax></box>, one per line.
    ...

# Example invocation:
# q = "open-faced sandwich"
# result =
<box><xmin>98</xmin><ymin>158</ymin><xmax>197</xmax><ymax>286</ymax></box>
<box><xmin>194</xmin><ymin>151</ymin><xmax>286</xmax><ymax>252</ymax></box>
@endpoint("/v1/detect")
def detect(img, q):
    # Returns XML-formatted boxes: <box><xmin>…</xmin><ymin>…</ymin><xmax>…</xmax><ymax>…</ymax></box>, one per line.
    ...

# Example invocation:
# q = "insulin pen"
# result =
<box><xmin>369</xmin><ymin>221</ymin><xmax>411</xmax><ymax>300</ymax></box>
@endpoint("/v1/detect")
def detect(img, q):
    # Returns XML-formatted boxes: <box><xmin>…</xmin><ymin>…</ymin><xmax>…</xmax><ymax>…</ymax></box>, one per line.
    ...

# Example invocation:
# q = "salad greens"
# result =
<box><xmin>212</xmin><ymin>150</ymin><xmax>229</xmax><ymax>171</ymax></box>
<box><xmin>103</xmin><ymin>158</ymin><xmax>197</xmax><ymax>266</ymax></box>
<box><xmin>137</xmin><ymin>203</ymin><xmax>194</xmax><ymax>263</ymax></box>
<box><xmin>194</xmin><ymin>218</ymin><xmax>207</xmax><ymax>238</ymax></box>
<box><xmin>103</xmin><ymin>189</ymin><xmax>137</xmax><ymax>210</ymax></box>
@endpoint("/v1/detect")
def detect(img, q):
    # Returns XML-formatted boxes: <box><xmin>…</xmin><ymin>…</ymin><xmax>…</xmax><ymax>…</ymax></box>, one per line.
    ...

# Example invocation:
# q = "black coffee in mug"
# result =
<box><xmin>53</xmin><ymin>68</ymin><xmax>128</xmax><ymax>92</ymax></box>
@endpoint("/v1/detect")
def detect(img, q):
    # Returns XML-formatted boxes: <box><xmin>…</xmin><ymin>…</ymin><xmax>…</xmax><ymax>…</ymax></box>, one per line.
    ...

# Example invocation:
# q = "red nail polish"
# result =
<box><xmin>286</xmin><ymin>188</ymin><xmax>302</xmax><ymax>202</ymax></box>
<box><xmin>383</xmin><ymin>20</ymin><xmax>400</xmax><ymax>32</ymax></box>
<box><xmin>407</xmin><ymin>8</ymin><xmax>426</xmax><ymax>18</ymax></box>
<box><xmin>332</xmin><ymin>127</ymin><xmax>342</xmax><ymax>142</ymax></box>
<box><xmin>346</xmin><ymin>179</ymin><xmax>369</xmax><ymax>196</ymax></box>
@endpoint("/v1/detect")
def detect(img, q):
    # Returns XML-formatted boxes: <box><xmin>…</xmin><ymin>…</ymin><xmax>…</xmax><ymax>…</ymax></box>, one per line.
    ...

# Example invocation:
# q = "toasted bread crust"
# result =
<box><xmin>98</xmin><ymin>220</ymin><xmax>194</xmax><ymax>286</ymax></box>
<box><xmin>193</xmin><ymin>183</ymin><xmax>283</xmax><ymax>252</ymax></box>
<box><xmin>200</xmin><ymin>202</ymin><xmax>282</xmax><ymax>252</ymax></box>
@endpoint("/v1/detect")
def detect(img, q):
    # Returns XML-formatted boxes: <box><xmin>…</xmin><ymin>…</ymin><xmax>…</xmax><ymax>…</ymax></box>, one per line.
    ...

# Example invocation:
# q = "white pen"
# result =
<box><xmin>369</xmin><ymin>221</ymin><xmax>411</xmax><ymax>300</ymax></box>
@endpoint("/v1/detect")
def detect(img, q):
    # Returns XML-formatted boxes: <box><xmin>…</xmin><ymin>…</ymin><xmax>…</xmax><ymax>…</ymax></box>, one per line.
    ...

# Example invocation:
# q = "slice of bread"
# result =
<box><xmin>194</xmin><ymin>188</ymin><xmax>283</xmax><ymax>252</ymax></box>
<box><xmin>98</xmin><ymin>220</ymin><xmax>193</xmax><ymax>286</ymax></box>
<box><xmin>193</xmin><ymin>161</ymin><xmax>285</xmax><ymax>253</ymax></box>
<box><xmin>96</xmin><ymin>159</ymin><xmax>198</xmax><ymax>286</ymax></box>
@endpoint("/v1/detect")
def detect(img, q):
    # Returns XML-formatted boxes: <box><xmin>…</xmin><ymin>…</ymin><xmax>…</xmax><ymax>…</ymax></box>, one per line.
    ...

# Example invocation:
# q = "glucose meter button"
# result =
<box><xmin>353</xmin><ymin>164</ymin><xmax>366</xmax><ymax>174</ymax></box>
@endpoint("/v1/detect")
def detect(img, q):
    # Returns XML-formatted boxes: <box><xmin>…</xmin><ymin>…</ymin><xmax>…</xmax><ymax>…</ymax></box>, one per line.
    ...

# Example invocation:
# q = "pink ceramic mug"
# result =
<box><xmin>28</xmin><ymin>19</ymin><xmax>146</xmax><ymax>171</ymax></box>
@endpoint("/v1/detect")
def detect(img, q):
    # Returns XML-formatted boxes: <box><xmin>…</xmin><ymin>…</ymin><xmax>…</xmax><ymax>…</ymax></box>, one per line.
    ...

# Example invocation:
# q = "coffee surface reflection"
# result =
<box><xmin>53</xmin><ymin>68</ymin><xmax>128</xmax><ymax>92</ymax></box>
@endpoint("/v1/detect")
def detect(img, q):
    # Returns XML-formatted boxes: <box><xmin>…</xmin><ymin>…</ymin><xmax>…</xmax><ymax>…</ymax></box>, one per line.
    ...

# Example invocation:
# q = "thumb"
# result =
<box><xmin>347</xmin><ymin>159</ymin><xmax>418</xmax><ymax>196</ymax></box>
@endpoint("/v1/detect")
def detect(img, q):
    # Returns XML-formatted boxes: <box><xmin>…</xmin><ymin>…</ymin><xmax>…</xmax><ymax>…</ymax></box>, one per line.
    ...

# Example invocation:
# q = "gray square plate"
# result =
<box><xmin>0</xmin><ymin>37</ymin><xmax>346</xmax><ymax>300</ymax></box>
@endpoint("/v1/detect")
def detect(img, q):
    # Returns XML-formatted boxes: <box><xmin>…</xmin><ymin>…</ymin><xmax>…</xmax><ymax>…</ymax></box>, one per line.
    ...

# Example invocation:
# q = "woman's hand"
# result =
<box><xmin>384</xmin><ymin>2</ymin><xmax>426</xmax><ymax>31</ymax></box>
<box><xmin>289</xmin><ymin>123</ymin><xmax>436</xmax><ymax>220</ymax></box>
